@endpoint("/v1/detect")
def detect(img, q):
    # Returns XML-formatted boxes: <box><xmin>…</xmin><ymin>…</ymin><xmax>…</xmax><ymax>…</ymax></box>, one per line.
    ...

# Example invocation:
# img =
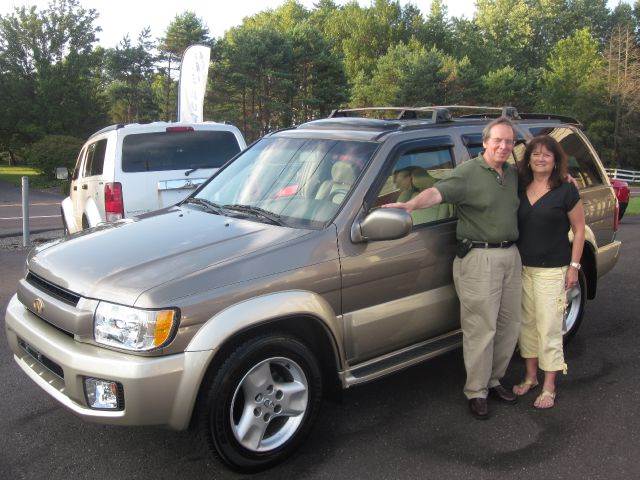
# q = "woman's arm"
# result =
<box><xmin>566</xmin><ymin>201</ymin><xmax>586</xmax><ymax>290</ymax></box>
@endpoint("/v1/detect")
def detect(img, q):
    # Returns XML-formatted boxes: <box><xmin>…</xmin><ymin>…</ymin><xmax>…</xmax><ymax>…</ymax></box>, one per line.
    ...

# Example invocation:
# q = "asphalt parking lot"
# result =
<box><xmin>0</xmin><ymin>218</ymin><xmax>638</xmax><ymax>480</ymax></box>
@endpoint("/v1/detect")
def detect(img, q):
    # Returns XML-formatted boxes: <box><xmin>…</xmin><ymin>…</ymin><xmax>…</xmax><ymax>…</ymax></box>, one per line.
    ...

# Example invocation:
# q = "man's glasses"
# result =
<box><xmin>488</xmin><ymin>138</ymin><xmax>515</xmax><ymax>146</ymax></box>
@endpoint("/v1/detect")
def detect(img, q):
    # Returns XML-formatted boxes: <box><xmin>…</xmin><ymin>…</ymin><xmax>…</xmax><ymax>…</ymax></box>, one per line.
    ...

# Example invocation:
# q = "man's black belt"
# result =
<box><xmin>470</xmin><ymin>240</ymin><xmax>515</xmax><ymax>249</ymax></box>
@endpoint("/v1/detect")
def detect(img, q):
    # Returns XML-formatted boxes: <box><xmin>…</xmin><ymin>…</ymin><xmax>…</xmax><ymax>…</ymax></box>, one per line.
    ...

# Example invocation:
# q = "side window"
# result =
<box><xmin>72</xmin><ymin>147</ymin><xmax>86</xmax><ymax>180</ymax></box>
<box><xmin>90</xmin><ymin>139</ymin><xmax>107</xmax><ymax>176</ymax></box>
<box><xmin>83</xmin><ymin>143</ymin><xmax>96</xmax><ymax>178</ymax></box>
<box><xmin>529</xmin><ymin>127</ymin><xmax>604</xmax><ymax>189</ymax></box>
<box><xmin>375</xmin><ymin>147</ymin><xmax>456</xmax><ymax>227</ymax></box>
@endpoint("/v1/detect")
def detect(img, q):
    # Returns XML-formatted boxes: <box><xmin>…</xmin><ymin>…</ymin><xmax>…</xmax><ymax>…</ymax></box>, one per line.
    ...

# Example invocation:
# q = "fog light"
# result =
<box><xmin>84</xmin><ymin>377</ymin><xmax>121</xmax><ymax>410</ymax></box>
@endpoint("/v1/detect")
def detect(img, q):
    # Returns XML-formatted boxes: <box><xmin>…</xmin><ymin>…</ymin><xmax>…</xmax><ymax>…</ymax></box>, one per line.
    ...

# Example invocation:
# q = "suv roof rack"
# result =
<box><xmin>328</xmin><ymin>105</ymin><xmax>582</xmax><ymax>127</ymax></box>
<box><xmin>89</xmin><ymin>123</ymin><xmax>126</xmax><ymax>139</ymax></box>
<box><xmin>329</xmin><ymin>107</ymin><xmax>453</xmax><ymax>124</ymax></box>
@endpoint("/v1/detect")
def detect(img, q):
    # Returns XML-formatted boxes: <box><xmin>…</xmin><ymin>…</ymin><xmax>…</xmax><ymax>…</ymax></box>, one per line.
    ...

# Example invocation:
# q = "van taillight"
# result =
<box><xmin>166</xmin><ymin>126</ymin><xmax>194</xmax><ymax>133</ymax></box>
<box><xmin>104</xmin><ymin>182</ymin><xmax>124</xmax><ymax>222</ymax></box>
<box><xmin>613</xmin><ymin>198</ymin><xmax>620</xmax><ymax>232</ymax></box>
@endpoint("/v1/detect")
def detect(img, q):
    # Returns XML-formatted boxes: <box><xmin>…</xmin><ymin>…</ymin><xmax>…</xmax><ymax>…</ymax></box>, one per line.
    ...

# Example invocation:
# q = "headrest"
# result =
<box><xmin>411</xmin><ymin>167</ymin><xmax>436</xmax><ymax>190</ymax></box>
<box><xmin>331</xmin><ymin>161</ymin><xmax>357</xmax><ymax>184</ymax></box>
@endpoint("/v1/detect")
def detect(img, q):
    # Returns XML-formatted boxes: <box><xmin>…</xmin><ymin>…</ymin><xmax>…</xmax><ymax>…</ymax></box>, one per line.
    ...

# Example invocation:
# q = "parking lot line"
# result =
<box><xmin>0</xmin><ymin>215</ymin><xmax>60</xmax><ymax>220</ymax></box>
<box><xmin>0</xmin><ymin>202</ymin><xmax>60</xmax><ymax>208</ymax></box>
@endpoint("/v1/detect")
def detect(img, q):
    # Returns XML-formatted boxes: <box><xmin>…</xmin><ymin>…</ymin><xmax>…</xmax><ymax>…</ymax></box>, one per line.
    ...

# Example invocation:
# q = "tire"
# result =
<box><xmin>563</xmin><ymin>269</ymin><xmax>586</xmax><ymax>344</ymax></box>
<box><xmin>196</xmin><ymin>334</ymin><xmax>323</xmax><ymax>472</ymax></box>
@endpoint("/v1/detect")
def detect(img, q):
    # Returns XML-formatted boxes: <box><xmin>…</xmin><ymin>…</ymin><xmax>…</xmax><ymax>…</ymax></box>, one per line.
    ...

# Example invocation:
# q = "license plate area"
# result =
<box><xmin>18</xmin><ymin>338</ymin><xmax>65</xmax><ymax>380</ymax></box>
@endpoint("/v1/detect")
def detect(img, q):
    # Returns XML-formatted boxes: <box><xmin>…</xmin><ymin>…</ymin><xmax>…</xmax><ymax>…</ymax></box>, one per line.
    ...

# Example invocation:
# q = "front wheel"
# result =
<box><xmin>563</xmin><ymin>269</ymin><xmax>586</xmax><ymax>344</ymax></box>
<box><xmin>197</xmin><ymin>334</ymin><xmax>323</xmax><ymax>472</ymax></box>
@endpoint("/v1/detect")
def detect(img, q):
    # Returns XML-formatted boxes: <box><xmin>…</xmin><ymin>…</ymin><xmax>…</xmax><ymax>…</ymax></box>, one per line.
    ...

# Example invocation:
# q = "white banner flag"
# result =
<box><xmin>177</xmin><ymin>45</ymin><xmax>211</xmax><ymax>123</ymax></box>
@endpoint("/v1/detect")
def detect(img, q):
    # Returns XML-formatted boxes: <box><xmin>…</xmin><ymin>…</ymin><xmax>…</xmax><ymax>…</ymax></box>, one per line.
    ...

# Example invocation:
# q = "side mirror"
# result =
<box><xmin>55</xmin><ymin>167</ymin><xmax>69</xmax><ymax>180</ymax></box>
<box><xmin>351</xmin><ymin>208</ymin><xmax>412</xmax><ymax>243</ymax></box>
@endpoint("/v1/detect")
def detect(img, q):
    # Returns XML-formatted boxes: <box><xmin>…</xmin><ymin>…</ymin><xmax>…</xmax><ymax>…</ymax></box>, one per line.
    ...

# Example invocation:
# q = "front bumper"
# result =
<box><xmin>5</xmin><ymin>294</ymin><xmax>210</xmax><ymax>430</ymax></box>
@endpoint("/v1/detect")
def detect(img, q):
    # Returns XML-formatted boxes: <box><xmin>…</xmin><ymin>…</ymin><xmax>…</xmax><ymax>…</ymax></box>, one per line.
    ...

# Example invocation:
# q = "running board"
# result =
<box><xmin>340</xmin><ymin>330</ymin><xmax>462</xmax><ymax>388</ymax></box>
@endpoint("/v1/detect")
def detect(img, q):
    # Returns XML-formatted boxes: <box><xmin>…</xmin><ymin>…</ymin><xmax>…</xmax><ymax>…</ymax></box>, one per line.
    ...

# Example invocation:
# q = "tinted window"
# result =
<box><xmin>72</xmin><ymin>147</ymin><xmax>85</xmax><ymax>180</ymax></box>
<box><xmin>122</xmin><ymin>130</ymin><xmax>240</xmax><ymax>172</ymax></box>
<box><xmin>375</xmin><ymin>147</ymin><xmax>456</xmax><ymax>226</ymax></box>
<box><xmin>529</xmin><ymin>127</ymin><xmax>603</xmax><ymax>188</ymax></box>
<box><xmin>82</xmin><ymin>143</ymin><xmax>95</xmax><ymax>177</ymax></box>
<box><xmin>85</xmin><ymin>139</ymin><xmax>107</xmax><ymax>177</ymax></box>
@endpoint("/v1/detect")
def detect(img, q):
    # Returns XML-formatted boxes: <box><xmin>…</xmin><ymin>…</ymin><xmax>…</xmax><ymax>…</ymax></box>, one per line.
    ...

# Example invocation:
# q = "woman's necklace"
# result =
<box><xmin>527</xmin><ymin>181</ymin><xmax>550</xmax><ymax>204</ymax></box>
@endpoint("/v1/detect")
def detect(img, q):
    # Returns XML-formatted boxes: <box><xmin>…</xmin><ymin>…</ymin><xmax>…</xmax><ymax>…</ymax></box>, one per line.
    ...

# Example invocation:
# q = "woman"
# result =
<box><xmin>513</xmin><ymin>135</ymin><xmax>585</xmax><ymax>409</ymax></box>
<box><xmin>393</xmin><ymin>167</ymin><xmax>421</xmax><ymax>203</ymax></box>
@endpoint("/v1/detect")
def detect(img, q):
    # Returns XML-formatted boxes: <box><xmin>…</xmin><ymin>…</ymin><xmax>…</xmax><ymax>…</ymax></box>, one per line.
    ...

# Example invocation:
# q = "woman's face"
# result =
<box><xmin>529</xmin><ymin>144</ymin><xmax>555</xmax><ymax>176</ymax></box>
<box><xmin>394</xmin><ymin>171</ymin><xmax>413</xmax><ymax>191</ymax></box>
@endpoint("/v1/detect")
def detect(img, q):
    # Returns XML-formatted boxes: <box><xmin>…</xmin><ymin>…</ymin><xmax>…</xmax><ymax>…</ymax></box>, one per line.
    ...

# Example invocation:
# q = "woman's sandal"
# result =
<box><xmin>512</xmin><ymin>378</ymin><xmax>539</xmax><ymax>396</ymax></box>
<box><xmin>534</xmin><ymin>390</ymin><xmax>556</xmax><ymax>409</ymax></box>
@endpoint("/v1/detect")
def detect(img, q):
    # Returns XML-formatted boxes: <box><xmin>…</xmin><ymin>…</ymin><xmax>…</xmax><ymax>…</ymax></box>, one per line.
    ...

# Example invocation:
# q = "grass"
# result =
<box><xmin>0</xmin><ymin>165</ymin><xmax>67</xmax><ymax>192</ymax></box>
<box><xmin>625</xmin><ymin>196</ymin><xmax>640</xmax><ymax>216</ymax></box>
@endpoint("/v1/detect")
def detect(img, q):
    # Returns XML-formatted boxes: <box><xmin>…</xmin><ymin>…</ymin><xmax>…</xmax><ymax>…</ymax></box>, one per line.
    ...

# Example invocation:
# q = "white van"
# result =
<box><xmin>61</xmin><ymin>122</ymin><xmax>246</xmax><ymax>233</ymax></box>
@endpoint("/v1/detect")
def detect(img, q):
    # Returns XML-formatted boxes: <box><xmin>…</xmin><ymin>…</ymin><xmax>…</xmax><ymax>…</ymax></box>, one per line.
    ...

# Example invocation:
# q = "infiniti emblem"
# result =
<box><xmin>33</xmin><ymin>298</ymin><xmax>44</xmax><ymax>315</ymax></box>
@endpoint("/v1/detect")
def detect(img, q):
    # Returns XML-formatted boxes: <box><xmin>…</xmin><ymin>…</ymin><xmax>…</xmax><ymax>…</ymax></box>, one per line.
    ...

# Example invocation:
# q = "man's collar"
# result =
<box><xmin>477</xmin><ymin>153</ymin><xmax>509</xmax><ymax>170</ymax></box>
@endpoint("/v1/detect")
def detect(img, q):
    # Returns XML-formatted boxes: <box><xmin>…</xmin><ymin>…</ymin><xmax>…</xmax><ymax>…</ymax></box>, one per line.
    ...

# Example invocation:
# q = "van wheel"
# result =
<box><xmin>82</xmin><ymin>215</ymin><xmax>89</xmax><ymax>230</ymax></box>
<box><xmin>197</xmin><ymin>334</ymin><xmax>322</xmax><ymax>472</ymax></box>
<box><xmin>563</xmin><ymin>270</ymin><xmax>586</xmax><ymax>344</ymax></box>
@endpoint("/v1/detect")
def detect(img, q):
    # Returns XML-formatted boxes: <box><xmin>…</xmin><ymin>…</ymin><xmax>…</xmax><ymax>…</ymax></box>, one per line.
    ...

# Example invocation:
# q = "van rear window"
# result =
<box><xmin>121</xmin><ymin>130</ymin><xmax>240</xmax><ymax>172</ymax></box>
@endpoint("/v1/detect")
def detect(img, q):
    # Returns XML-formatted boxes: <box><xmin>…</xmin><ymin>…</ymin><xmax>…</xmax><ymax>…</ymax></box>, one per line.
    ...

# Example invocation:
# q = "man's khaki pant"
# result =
<box><xmin>453</xmin><ymin>245</ymin><xmax>522</xmax><ymax>399</ymax></box>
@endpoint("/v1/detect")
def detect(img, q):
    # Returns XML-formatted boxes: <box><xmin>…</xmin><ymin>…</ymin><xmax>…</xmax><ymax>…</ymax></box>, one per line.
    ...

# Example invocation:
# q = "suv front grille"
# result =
<box><xmin>26</xmin><ymin>272</ymin><xmax>80</xmax><ymax>306</ymax></box>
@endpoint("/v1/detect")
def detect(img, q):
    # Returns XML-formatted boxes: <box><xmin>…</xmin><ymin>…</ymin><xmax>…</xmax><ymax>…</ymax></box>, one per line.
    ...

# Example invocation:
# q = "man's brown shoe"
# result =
<box><xmin>468</xmin><ymin>398</ymin><xmax>489</xmax><ymax>420</ymax></box>
<box><xmin>489</xmin><ymin>384</ymin><xmax>518</xmax><ymax>404</ymax></box>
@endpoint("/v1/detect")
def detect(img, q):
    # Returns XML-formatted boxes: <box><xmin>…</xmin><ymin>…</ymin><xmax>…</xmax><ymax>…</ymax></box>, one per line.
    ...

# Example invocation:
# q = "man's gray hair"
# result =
<box><xmin>482</xmin><ymin>116</ymin><xmax>517</xmax><ymax>142</ymax></box>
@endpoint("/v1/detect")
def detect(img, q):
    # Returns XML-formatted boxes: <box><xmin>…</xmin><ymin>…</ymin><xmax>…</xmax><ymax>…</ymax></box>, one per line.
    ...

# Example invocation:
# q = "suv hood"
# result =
<box><xmin>27</xmin><ymin>207</ymin><xmax>310</xmax><ymax>305</ymax></box>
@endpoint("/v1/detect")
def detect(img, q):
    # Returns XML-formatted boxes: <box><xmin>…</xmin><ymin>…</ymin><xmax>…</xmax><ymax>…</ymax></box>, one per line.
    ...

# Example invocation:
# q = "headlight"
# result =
<box><xmin>94</xmin><ymin>301</ymin><xmax>179</xmax><ymax>351</ymax></box>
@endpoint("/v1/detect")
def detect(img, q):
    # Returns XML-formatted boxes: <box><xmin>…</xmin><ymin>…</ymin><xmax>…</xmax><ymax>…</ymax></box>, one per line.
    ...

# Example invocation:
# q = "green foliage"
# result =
<box><xmin>2</xmin><ymin>0</ymin><xmax>640</xmax><ymax>169</ymax></box>
<box><xmin>25</xmin><ymin>134</ymin><xmax>84</xmax><ymax>178</ymax></box>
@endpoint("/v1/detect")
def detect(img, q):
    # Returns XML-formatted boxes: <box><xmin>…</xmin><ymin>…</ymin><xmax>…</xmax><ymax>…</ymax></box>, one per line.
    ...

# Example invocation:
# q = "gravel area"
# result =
<box><xmin>0</xmin><ymin>229</ymin><xmax>64</xmax><ymax>250</ymax></box>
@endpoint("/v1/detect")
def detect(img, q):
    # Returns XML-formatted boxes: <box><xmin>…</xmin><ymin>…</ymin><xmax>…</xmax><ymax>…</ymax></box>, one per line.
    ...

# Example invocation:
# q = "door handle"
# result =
<box><xmin>73</xmin><ymin>186</ymin><xmax>77</xmax><ymax>191</ymax></box>
<box><xmin>82</xmin><ymin>184</ymin><xmax>88</xmax><ymax>190</ymax></box>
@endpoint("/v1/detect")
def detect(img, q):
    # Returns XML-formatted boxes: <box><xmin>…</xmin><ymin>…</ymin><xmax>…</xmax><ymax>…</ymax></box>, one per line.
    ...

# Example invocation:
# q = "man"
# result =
<box><xmin>384</xmin><ymin>117</ymin><xmax>521</xmax><ymax>419</ymax></box>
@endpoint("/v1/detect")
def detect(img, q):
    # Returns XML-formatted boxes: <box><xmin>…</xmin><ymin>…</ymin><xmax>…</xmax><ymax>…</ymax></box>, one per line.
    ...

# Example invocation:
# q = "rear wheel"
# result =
<box><xmin>563</xmin><ymin>269</ymin><xmax>586</xmax><ymax>344</ymax></box>
<box><xmin>197</xmin><ymin>334</ymin><xmax>322</xmax><ymax>472</ymax></box>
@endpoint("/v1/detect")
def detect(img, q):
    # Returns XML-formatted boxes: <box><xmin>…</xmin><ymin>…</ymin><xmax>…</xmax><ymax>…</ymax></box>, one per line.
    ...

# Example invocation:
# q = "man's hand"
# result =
<box><xmin>566</xmin><ymin>266</ymin><xmax>579</xmax><ymax>290</ymax></box>
<box><xmin>382</xmin><ymin>202</ymin><xmax>413</xmax><ymax>212</ymax></box>
<box><xmin>565</xmin><ymin>173</ymin><xmax>579</xmax><ymax>189</ymax></box>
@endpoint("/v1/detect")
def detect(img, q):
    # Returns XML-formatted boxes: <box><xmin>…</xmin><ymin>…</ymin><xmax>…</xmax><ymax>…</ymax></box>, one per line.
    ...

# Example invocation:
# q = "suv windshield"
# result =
<box><xmin>122</xmin><ymin>130</ymin><xmax>240</xmax><ymax>172</ymax></box>
<box><xmin>195</xmin><ymin>137</ymin><xmax>378</xmax><ymax>229</ymax></box>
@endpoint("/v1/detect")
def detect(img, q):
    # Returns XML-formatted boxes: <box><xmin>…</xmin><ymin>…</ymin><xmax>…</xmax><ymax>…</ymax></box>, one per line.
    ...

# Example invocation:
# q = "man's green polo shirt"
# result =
<box><xmin>435</xmin><ymin>154</ymin><xmax>519</xmax><ymax>243</ymax></box>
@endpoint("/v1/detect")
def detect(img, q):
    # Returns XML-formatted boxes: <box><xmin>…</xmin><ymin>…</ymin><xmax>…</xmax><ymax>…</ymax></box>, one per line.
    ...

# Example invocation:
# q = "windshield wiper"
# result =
<box><xmin>182</xmin><ymin>197</ymin><xmax>224</xmax><ymax>214</ymax></box>
<box><xmin>223</xmin><ymin>204</ymin><xmax>284</xmax><ymax>226</ymax></box>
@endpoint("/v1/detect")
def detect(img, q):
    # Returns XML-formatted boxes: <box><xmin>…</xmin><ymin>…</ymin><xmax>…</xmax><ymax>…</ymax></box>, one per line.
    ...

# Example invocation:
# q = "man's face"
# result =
<box><xmin>482</xmin><ymin>124</ymin><xmax>515</xmax><ymax>166</ymax></box>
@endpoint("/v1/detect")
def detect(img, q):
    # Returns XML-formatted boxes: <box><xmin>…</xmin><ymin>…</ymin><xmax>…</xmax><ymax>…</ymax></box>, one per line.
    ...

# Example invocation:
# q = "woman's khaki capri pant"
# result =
<box><xmin>519</xmin><ymin>266</ymin><xmax>568</xmax><ymax>373</ymax></box>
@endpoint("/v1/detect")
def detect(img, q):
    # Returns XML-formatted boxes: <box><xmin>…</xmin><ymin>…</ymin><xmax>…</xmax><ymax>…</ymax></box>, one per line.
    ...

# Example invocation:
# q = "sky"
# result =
<box><xmin>0</xmin><ymin>0</ymin><xmax>634</xmax><ymax>48</ymax></box>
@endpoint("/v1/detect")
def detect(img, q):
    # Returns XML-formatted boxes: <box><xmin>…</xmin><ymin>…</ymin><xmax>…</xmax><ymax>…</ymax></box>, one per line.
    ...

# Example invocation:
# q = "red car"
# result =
<box><xmin>611</xmin><ymin>179</ymin><xmax>630</xmax><ymax>220</ymax></box>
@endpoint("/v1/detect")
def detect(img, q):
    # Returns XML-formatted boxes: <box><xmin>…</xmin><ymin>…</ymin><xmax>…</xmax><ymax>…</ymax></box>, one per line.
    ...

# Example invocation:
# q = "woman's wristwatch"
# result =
<box><xmin>569</xmin><ymin>261</ymin><xmax>581</xmax><ymax>270</ymax></box>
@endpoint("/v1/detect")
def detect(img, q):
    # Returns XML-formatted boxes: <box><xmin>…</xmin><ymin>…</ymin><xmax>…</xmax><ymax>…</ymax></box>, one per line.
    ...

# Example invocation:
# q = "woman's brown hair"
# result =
<box><xmin>518</xmin><ymin>135</ymin><xmax>568</xmax><ymax>189</ymax></box>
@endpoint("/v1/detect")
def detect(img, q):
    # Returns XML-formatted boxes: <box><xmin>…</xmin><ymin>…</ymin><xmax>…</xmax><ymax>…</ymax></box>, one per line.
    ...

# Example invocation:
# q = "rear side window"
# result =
<box><xmin>529</xmin><ymin>127</ymin><xmax>603</xmax><ymax>189</ymax></box>
<box><xmin>82</xmin><ymin>139</ymin><xmax>107</xmax><ymax>177</ymax></box>
<box><xmin>72</xmin><ymin>147</ymin><xmax>85</xmax><ymax>180</ymax></box>
<box><xmin>121</xmin><ymin>130</ymin><xmax>240</xmax><ymax>173</ymax></box>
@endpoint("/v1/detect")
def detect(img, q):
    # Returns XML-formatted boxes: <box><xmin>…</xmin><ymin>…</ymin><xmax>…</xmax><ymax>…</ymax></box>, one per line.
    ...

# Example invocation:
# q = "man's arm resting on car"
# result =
<box><xmin>382</xmin><ymin>187</ymin><xmax>443</xmax><ymax>213</ymax></box>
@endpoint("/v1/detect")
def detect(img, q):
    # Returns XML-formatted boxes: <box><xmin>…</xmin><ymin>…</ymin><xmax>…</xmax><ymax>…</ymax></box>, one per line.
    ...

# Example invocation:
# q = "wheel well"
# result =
<box><xmin>194</xmin><ymin>315</ymin><xmax>342</xmax><ymax>421</ymax></box>
<box><xmin>82</xmin><ymin>214</ymin><xmax>89</xmax><ymax>229</ymax></box>
<box><xmin>582</xmin><ymin>243</ymin><xmax>597</xmax><ymax>300</ymax></box>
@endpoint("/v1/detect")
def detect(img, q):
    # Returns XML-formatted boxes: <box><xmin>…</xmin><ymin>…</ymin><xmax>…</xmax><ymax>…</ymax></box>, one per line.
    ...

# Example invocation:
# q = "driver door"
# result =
<box><xmin>339</xmin><ymin>138</ymin><xmax>460</xmax><ymax>364</ymax></box>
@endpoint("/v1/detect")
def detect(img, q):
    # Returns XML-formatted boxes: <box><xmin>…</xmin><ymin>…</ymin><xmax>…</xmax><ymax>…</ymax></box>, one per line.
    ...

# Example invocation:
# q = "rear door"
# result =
<box><xmin>117</xmin><ymin>127</ymin><xmax>244</xmax><ymax>217</ymax></box>
<box><xmin>82</xmin><ymin>138</ymin><xmax>108</xmax><ymax>222</ymax></box>
<box><xmin>339</xmin><ymin>137</ymin><xmax>459</xmax><ymax>364</ymax></box>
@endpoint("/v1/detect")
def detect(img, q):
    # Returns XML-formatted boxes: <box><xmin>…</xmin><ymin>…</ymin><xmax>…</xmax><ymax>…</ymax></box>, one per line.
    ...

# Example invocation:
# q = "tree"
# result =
<box><xmin>157</xmin><ymin>11</ymin><xmax>211</xmax><ymax>121</ymax></box>
<box><xmin>104</xmin><ymin>29</ymin><xmax>158</xmax><ymax>123</ymax></box>
<box><xmin>422</xmin><ymin>0</ymin><xmax>451</xmax><ymax>53</ymax></box>
<box><xmin>0</xmin><ymin>0</ymin><xmax>106</xmax><ymax>163</ymax></box>
<box><xmin>605</xmin><ymin>24</ymin><xmax>640</xmax><ymax>166</ymax></box>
